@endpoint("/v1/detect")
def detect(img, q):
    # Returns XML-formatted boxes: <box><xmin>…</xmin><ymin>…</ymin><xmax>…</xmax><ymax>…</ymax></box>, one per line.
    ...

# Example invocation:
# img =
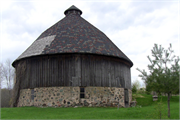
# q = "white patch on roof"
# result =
<box><xmin>17</xmin><ymin>35</ymin><xmax>56</xmax><ymax>60</ymax></box>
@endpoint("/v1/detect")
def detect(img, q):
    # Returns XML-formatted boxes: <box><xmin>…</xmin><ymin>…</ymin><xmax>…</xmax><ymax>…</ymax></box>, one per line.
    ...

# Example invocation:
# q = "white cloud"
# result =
<box><xmin>0</xmin><ymin>1</ymin><xmax>179</xmax><ymax>87</ymax></box>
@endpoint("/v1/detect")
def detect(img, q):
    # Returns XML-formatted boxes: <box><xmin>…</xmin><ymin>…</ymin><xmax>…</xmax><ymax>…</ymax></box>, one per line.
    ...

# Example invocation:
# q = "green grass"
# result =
<box><xmin>1</xmin><ymin>94</ymin><xmax>179</xmax><ymax>119</ymax></box>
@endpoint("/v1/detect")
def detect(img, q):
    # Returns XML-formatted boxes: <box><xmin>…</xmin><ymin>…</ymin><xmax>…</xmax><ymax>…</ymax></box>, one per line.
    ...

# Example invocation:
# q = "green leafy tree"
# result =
<box><xmin>145</xmin><ymin>84</ymin><xmax>151</xmax><ymax>94</ymax></box>
<box><xmin>132</xmin><ymin>84</ymin><xmax>137</xmax><ymax>93</ymax></box>
<box><xmin>147</xmin><ymin>96</ymin><xmax>168</xmax><ymax>119</ymax></box>
<box><xmin>137</xmin><ymin>44</ymin><xmax>179</xmax><ymax>118</ymax></box>
<box><xmin>131</xmin><ymin>79</ymin><xmax>140</xmax><ymax>93</ymax></box>
<box><xmin>133</xmin><ymin>79</ymin><xmax>141</xmax><ymax>90</ymax></box>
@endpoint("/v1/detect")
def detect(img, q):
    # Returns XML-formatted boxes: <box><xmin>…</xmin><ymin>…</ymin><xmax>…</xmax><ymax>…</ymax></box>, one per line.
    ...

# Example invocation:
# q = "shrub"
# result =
<box><xmin>137</xmin><ymin>89</ymin><xmax>146</xmax><ymax>94</ymax></box>
<box><xmin>132</xmin><ymin>84</ymin><xmax>137</xmax><ymax>93</ymax></box>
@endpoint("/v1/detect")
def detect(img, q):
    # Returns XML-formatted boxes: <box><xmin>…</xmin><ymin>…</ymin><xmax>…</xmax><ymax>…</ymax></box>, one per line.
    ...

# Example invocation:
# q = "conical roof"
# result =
<box><xmin>64</xmin><ymin>5</ymin><xmax>82</xmax><ymax>15</ymax></box>
<box><xmin>13</xmin><ymin>5</ymin><xmax>133</xmax><ymax>67</ymax></box>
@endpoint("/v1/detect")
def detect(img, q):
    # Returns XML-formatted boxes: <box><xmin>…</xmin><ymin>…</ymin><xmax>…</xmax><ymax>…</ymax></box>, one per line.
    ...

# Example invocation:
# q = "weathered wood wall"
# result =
<box><xmin>15</xmin><ymin>54</ymin><xmax>131</xmax><ymax>89</ymax></box>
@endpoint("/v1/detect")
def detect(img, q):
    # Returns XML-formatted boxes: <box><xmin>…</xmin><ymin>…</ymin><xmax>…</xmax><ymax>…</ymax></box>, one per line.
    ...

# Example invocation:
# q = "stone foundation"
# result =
<box><xmin>18</xmin><ymin>87</ymin><xmax>132</xmax><ymax>107</ymax></box>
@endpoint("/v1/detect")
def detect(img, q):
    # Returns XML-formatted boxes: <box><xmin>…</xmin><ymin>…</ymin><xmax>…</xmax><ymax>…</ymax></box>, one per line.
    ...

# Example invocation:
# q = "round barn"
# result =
<box><xmin>12</xmin><ymin>5</ymin><xmax>133</xmax><ymax>107</ymax></box>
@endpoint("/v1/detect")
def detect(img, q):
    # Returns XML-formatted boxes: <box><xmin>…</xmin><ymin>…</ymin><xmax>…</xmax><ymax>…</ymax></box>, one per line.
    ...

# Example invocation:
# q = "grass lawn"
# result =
<box><xmin>1</xmin><ymin>94</ymin><xmax>179</xmax><ymax>119</ymax></box>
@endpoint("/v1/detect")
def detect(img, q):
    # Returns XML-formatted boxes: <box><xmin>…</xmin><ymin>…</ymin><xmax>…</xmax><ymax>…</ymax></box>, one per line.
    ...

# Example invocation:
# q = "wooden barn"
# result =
<box><xmin>12</xmin><ymin>5</ymin><xmax>133</xmax><ymax>107</ymax></box>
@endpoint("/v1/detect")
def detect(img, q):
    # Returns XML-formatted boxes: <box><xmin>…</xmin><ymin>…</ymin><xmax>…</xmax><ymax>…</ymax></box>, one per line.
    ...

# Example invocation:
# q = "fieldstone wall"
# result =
<box><xmin>83</xmin><ymin>87</ymin><xmax>125</xmax><ymax>107</ymax></box>
<box><xmin>18</xmin><ymin>89</ymin><xmax>32</xmax><ymax>106</ymax></box>
<box><xmin>18</xmin><ymin>87</ymin><xmax>130</xmax><ymax>107</ymax></box>
<box><xmin>18</xmin><ymin>87</ymin><xmax>79</xmax><ymax>107</ymax></box>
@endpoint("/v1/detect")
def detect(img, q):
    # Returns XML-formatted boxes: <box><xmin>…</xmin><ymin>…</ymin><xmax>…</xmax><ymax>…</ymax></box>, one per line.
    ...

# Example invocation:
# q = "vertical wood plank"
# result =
<box><xmin>101</xmin><ymin>59</ymin><xmax>104</xmax><ymax>87</ymax></box>
<box><xmin>62</xmin><ymin>56</ymin><xmax>65</xmax><ymax>86</ymax></box>
<box><xmin>86</xmin><ymin>55</ymin><xmax>90</xmax><ymax>86</ymax></box>
<box><xmin>75</xmin><ymin>55</ymin><xmax>81</xmax><ymax>86</ymax></box>
<box><xmin>50</xmin><ymin>57</ymin><xmax>52</xmax><ymax>87</ymax></box>
<box><xmin>36</xmin><ymin>59</ymin><xmax>40</xmax><ymax>87</ymax></box>
<box><xmin>17</xmin><ymin>54</ymin><xmax>132</xmax><ymax>89</ymax></box>
<box><xmin>45</xmin><ymin>57</ymin><xmax>48</xmax><ymax>87</ymax></box>
<box><xmin>93</xmin><ymin>57</ymin><xmax>96</xmax><ymax>86</ymax></box>
<box><xmin>55</xmin><ymin>56</ymin><xmax>58</xmax><ymax>86</ymax></box>
<box><xmin>108</xmin><ymin>61</ymin><xmax>111</xmax><ymax>87</ymax></box>
<box><xmin>104</xmin><ymin>60</ymin><xmax>108</xmax><ymax>87</ymax></box>
<box><xmin>26</xmin><ymin>60</ymin><xmax>30</xmax><ymax>88</ymax></box>
<box><xmin>81</xmin><ymin>56</ymin><xmax>84</xmax><ymax>86</ymax></box>
<box><xmin>58</xmin><ymin>56</ymin><xmax>63</xmax><ymax>86</ymax></box>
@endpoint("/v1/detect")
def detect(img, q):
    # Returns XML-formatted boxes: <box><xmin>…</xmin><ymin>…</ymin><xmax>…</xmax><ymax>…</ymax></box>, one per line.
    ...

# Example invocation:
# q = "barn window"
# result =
<box><xmin>80</xmin><ymin>87</ymin><xmax>85</xmax><ymax>98</ymax></box>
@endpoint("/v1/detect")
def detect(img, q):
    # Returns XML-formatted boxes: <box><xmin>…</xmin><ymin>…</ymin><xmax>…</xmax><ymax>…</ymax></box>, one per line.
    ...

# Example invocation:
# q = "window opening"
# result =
<box><xmin>80</xmin><ymin>87</ymin><xmax>85</xmax><ymax>98</ymax></box>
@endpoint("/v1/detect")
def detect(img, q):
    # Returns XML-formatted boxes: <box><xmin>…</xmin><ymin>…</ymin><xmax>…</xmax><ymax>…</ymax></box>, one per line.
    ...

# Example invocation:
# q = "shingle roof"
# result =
<box><xmin>13</xmin><ymin>5</ymin><xmax>133</xmax><ymax>67</ymax></box>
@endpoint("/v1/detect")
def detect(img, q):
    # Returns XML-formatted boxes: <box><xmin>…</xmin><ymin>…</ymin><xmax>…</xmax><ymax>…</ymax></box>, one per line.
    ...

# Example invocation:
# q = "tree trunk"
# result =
<box><xmin>167</xmin><ymin>92</ymin><xmax>171</xmax><ymax>118</ymax></box>
<box><xmin>160</xmin><ymin>111</ymin><xmax>161</xmax><ymax>119</ymax></box>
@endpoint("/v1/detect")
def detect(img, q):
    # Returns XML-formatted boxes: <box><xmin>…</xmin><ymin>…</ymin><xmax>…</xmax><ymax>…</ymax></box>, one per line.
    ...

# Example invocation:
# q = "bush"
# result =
<box><xmin>145</xmin><ymin>85</ymin><xmax>151</xmax><ymax>95</ymax></box>
<box><xmin>132</xmin><ymin>84</ymin><xmax>137</xmax><ymax>93</ymax></box>
<box><xmin>137</xmin><ymin>89</ymin><xmax>146</xmax><ymax>94</ymax></box>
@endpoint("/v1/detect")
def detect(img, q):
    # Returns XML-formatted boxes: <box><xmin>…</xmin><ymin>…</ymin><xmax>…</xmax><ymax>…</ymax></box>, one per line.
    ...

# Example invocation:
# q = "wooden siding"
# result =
<box><xmin>16</xmin><ymin>54</ymin><xmax>131</xmax><ymax>89</ymax></box>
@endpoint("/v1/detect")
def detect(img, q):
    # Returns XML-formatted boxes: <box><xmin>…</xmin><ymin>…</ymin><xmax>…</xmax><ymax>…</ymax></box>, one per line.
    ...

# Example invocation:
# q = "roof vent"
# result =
<box><xmin>64</xmin><ymin>5</ymin><xmax>82</xmax><ymax>15</ymax></box>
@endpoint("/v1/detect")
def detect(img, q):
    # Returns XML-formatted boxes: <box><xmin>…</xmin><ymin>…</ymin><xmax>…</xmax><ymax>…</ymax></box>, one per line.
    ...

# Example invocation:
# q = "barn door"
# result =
<box><xmin>124</xmin><ymin>88</ymin><xmax>129</xmax><ymax>107</ymax></box>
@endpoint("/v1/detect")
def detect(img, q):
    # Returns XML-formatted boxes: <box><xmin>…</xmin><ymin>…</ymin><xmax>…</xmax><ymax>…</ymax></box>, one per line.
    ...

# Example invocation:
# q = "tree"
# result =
<box><xmin>132</xmin><ymin>84</ymin><xmax>137</xmax><ymax>93</ymax></box>
<box><xmin>133</xmin><ymin>79</ymin><xmax>141</xmax><ymax>90</ymax></box>
<box><xmin>0</xmin><ymin>59</ymin><xmax>15</xmax><ymax>97</ymax></box>
<box><xmin>137</xmin><ymin>44</ymin><xmax>179</xmax><ymax>118</ymax></box>
<box><xmin>1</xmin><ymin>59</ymin><xmax>14</xmax><ymax>90</ymax></box>
<box><xmin>0</xmin><ymin>59</ymin><xmax>15</xmax><ymax>107</ymax></box>
<box><xmin>131</xmin><ymin>79</ymin><xmax>140</xmax><ymax>93</ymax></box>
<box><xmin>0</xmin><ymin>63</ymin><xmax>3</xmax><ymax>88</ymax></box>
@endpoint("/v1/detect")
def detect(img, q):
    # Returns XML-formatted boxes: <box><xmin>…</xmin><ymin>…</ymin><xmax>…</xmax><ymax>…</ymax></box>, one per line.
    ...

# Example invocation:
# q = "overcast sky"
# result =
<box><xmin>0</xmin><ymin>0</ymin><xmax>179</xmax><ymax>87</ymax></box>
